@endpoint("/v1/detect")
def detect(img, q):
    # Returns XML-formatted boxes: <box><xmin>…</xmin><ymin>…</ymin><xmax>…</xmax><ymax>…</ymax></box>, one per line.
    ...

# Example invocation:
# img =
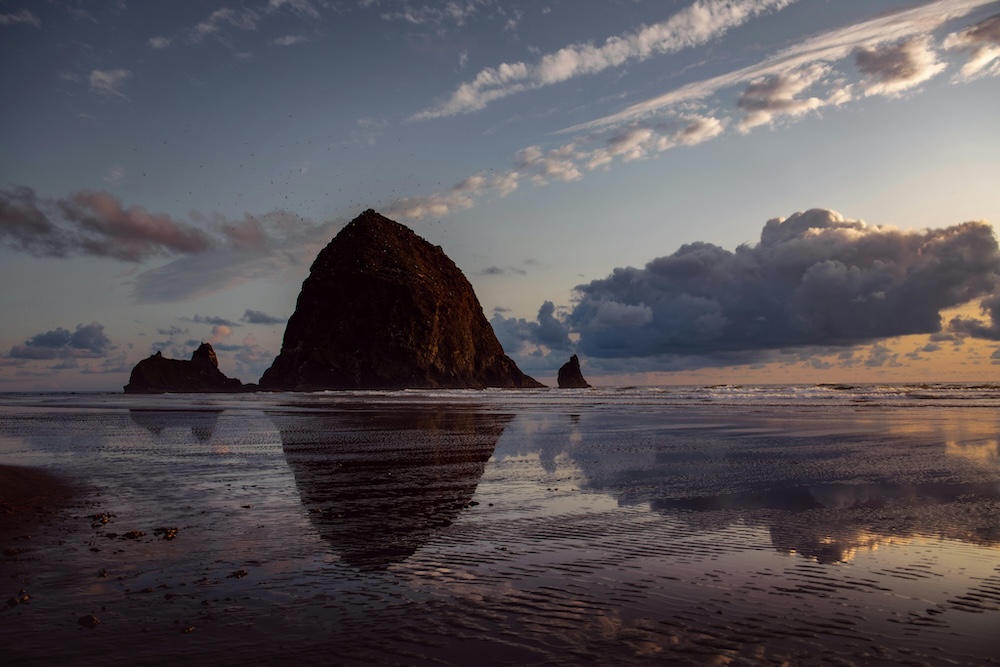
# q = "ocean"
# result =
<box><xmin>1</xmin><ymin>384</ymin><xmax>998</xmax><ymax>665</ymax></box>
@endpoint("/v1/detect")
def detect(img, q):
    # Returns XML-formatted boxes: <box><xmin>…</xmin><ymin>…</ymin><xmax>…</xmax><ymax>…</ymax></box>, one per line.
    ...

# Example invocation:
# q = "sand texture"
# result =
<box><xmin>1</xmin><ymin>388</ymin><xmax>998</xmax><ymax>665</ymax></box>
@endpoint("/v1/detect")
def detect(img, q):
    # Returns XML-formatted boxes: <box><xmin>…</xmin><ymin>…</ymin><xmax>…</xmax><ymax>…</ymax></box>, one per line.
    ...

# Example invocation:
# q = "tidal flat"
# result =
<box><xmin>1</xmin><ymin>386</ymin><xmax>999</xmax><ymax>666</ymax></box>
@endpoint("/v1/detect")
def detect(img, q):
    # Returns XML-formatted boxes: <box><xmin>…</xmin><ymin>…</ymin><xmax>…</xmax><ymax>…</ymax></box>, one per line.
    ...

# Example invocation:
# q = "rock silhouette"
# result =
<box><xmin>557</xmin><ymin>354</ymin><xmax>591</xmax><ymax>388</ymax></box>
<box><xmin>259</xmin><ymin>209</ymin><xmax>543</xmax><ymax>390</ymax></box>
<box><xmin>123</xmin><ymin>343</ymin><xmax>247</xmax><ymax>393</ymax></box>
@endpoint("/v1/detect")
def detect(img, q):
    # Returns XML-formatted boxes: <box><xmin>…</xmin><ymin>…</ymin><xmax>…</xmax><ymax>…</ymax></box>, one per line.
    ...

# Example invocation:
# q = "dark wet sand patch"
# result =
<box><xmin>0</xmin><ymin>465</ymin><xmax>76</xmax><ymax>532</ymax></box>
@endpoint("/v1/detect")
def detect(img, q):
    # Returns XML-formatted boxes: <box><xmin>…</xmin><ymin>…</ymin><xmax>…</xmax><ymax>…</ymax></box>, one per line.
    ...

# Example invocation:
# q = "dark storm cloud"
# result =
<box><xmin>241</xmin><ymin>309</ymin><xmax>286</xmax><ymax>325</ymax></box>
<box><xmin>567</xmin><ymin>210</ymin><xmax>999</xmax><ymax>359</ymax></box>
<box><xmin>8</xmin><ymin>322</ymin><xmax>114</xmax><ymax>360</ymax></box>
<box><xmin>495</xmin><ymin>209</ymin><xmax>1000</xmax><ymax>372</ymax></box>
<box><xmin>948</xmin><ymin>294</ymin><xmax>1000</xmax><ymax>340</ymax></box>
<box><xmin>491</xmin><ymin>301</ymin><xmax>571</xmax><ymax>354</ymax></box>
<box><xmin>568</xmin><ymin>210</ymin><xmax>999</xmax><ymax>359</ymax></box>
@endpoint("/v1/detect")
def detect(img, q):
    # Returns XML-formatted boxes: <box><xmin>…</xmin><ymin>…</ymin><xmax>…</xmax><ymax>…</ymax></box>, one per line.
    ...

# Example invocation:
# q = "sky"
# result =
<box><xmin>1</xmin><ymin>0</ymin><xmax>999</xmax><ymax>391</ymax></box>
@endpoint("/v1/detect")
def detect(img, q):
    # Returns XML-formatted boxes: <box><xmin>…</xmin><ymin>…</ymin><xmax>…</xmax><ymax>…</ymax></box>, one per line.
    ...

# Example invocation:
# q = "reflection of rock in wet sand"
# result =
<box><xmin>275</xmin><ymin>408</ymin><xmax>511</xmax><ymax>570</ymax></box>
<box><xmin>650</xmin><ymin>481</ymin><xmax>1000</xmax><ymax>563</ymax></box>
<box><xmin>128</xmin><ymin>409</ymin><xmax>223</xmax><ymax>442</ymax></box>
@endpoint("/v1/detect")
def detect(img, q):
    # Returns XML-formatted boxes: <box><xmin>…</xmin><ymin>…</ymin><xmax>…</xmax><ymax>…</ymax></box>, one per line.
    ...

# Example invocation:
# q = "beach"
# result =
<box><xmin>1</xmin><ymin>386</ymin><xmax>998</xmax><ymax>665</ymax></box>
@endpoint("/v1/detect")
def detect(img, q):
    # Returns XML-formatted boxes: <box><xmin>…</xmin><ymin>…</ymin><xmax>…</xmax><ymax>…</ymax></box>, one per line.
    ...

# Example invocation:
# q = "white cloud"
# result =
<box><xmin>671</xmin><ymin>115</ymin><xmax>727</xmax><ymax>147</ymax></box>
<box><xmin>89</xmin><ymin>69</ymin><xmax>131</xmax><ymax>99</ymax></box>
<box><xmin>944</xmin><ymin>13</ymin><xmax>1000</xmax><ymax>80</ymax></box>
<box><xmin>563</xmin><ymin>0</ymin><xmax>996</xmax><ymax>134</ymax></box>
<box><xmin>148</xmin><ymin>36</ymin><xmax>171</xmax><ymax>49</ymax></box>
<box><xmin>384</xmin><ymin>192</ymin><xmax>475</xmax><ymax>219</ymax></box>
<box><xmin>412</xmin><ymin>0</ymin><xmax>797</xmax><ymax>120</ymax></box>
<box><xmin>517</xmin><ymin>145</ymin><xmax>583</xmax><ymax>184</ymax></box>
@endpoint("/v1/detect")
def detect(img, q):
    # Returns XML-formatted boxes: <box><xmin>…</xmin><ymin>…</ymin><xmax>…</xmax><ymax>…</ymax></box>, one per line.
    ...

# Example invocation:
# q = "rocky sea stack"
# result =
<box><xmin>557</xmin><ymin>354</ymin><xmax>591</xmax><ymax>388</ymax></box>
<box><xmin>259</xmin><ymin>210</ymin><xmax>543</xmax><ymax>390</ymax></box>
<box><xmin>124</xmin><ymin>343</ymin><xmax>248</xmax><ymax>393</ymax></box>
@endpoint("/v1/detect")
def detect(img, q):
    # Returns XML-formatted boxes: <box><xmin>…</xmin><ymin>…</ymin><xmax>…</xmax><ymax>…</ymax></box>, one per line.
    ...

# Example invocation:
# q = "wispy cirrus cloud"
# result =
<box><xmin>944</xmin><ymin>12</ymin><xmax>1000</xmax><ymax>80</ymax></box>
<box><xmin>89</xmin><ymin>69</ymin><xmax>131</xmax><ymax>99</ymax></box>
<box><xmin>270</xmin><ymin>34</ymin><xmax>309</xmax><ymax>46</ymax></box>
<box><xmin>0</xmin><ymin>9</ymin><xmax>41</xmax><ymax>27</ymax></box>
<box><xmin>562</xmin><ymin>0</ymin><xmax>995</xmax><ymax>134</ymax></box>
<box><xmin>411</xmin><ymin>0</ymin><xmax>797</xmax><ymax>120</ymax></box>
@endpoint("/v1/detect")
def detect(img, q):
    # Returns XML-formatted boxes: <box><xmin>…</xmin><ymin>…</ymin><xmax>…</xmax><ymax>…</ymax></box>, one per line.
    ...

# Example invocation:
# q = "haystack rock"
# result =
<box><xmin>557</xmin><ymin>354</ymin><xmax>591</xmax><ymax>388</ymax></box>
<box><xmin>124</xmin><ymin>343</ymin><xmax>248</xmax><ymax>393</ymax></box>
<box><xmin>259</xmin><ymin>209</ymin><xmax>543</xmax><ymax>390</ymax></box>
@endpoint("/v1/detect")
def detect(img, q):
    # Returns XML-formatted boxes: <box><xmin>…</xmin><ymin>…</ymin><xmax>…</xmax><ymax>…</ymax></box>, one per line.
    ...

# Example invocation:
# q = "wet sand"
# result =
<box><xmin>1</xmin><ymin>394</ymin><xmax>999</xmax><ymax>665</ymax></box>
<box><xmin>0</xmin><ymin>465</ymin><xmax>76</xmax><ymax>530</ymax></box>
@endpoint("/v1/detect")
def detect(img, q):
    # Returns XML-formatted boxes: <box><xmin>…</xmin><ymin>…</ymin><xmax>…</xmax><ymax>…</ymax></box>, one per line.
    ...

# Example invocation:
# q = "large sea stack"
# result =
<box><xmin>124</xmin><ymin>343</ymin><xmax>248</xmax><ymax>393</ymax></box>
<box><xmin>259</xmin><ymin>210</ymin><xmax>543</xmax><ymax>390</ymax></box>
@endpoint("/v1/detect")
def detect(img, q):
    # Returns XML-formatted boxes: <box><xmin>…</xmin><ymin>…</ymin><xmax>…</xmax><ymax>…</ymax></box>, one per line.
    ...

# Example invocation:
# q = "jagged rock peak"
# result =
<box><xmin>259</xmin><ymin>209</ymin><xmax>543</xmax><ymax>390</ymax></box>
<box><xmin>124</xmin><ymin>343</ymin><xmax>249</xmax><ymax>394</ymax></box>
<box><xmin>192</xmin><ymin>342</ymin><xmax>218</xmax><ymax>368</ymax></box>
<box><xmin>557</xmin><ymin>354</ymin><xmax>591</xmax><ymax>389</ymax></box>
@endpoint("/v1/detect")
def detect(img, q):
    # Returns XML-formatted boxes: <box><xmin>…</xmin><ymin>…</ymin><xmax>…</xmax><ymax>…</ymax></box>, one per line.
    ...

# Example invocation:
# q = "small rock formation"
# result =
<box><xmin>259</xmin><ymin>209</ymin><xmax>543</xmax><ymax>390</ymax></box>
<box><xmin>557</xmin><ymin>354</ymin><xmax>591</xmax><ymax>388</ymax></box>
<box><xmin>124</xmin><ymin>343</ymin><xmax>248</xmax><ymax>393</ymax></box>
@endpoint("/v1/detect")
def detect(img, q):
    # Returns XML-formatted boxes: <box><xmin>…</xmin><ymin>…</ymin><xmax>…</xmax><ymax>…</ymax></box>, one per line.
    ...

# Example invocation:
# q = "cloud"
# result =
<box><xmin>948</xmin><ymin>294</ymin><xmax>1000</xmax><ymax>340</ymax></box>
<box><xmin>148</xmin><ymin>36</ymin><xmax>171</xmax><ymax>49</ymax></box>
<box><xmin>103</xmin><ymin>164</ymin><xmax>126</xmax><ymax>185</ymax></box>
<box><xmin>517</xmin><ymin>145</ymin><xmax>582</xmax><ymax>184</ymax></box>
<box><xmin>157</xmin><ymin>325</ymin><xmax>188</xmax><ymax>337</ymax></box>
<box><xmin>192</xmin><ymin>8</ymin><xmax>259</xmax><ymax>42</ymax></box>
<box><xmin>89</xmin><ymin>69</ymin><xmax>131</xmax><ymax>98</ymax></box>
<box><xmin>8</xmin><ymin>323</ymin><xmax>114</xmax><ymax>360</ymax></box>
<box><xmin>854</xmin><ymin>36</ymin><xmax>945</xmax><ymax>97</ymax></box>
<box><xmin>268</xmin><ymin>0</ymin><xmax>320</xmax><ymax>19</ymax></box>
<box><xmin>491</xmin><ymin>301</ymin><xmax>572</xmax><ymax>357</ymax></box>
<box><xmin>214</xmin><ymin>333</ymin><xmax>274</xmax><ymax>382</ymax></box>
<box><xmin>270</xmin><ymin>34</ymin><xmax>309</xmax><ymax>46</ymax></box>
<box><xmin>412</xmin><ymin>0</ymin><xmax>797</xmax><ymax>119</ymax></box>
<box><xmin>477</xmin><ymin>265</ymin><xmax>526</xmax><ymax>277</ymax></box>
<box><xmin>372</xmin><ymin>0</ymin><xmax>492</xmax><ymax>29</ymax></box>
<box><xmin>0</xmin><ymin>187</ymin><xmax>216</xmax><ymax>260</ymax></box>
<box><xmin>0</xmin><ymin>9</ymin><xmax>41</xmax><ymax>27</ymax></box>
<box><xmin>1</xmin><ymin>187</ymin><xmax>339</xmax><ymax>303</ymax></box>
<box><xmin>384</xmin><ymin>191</ymin><xmax>474</xmax><ymax>219</ymax></box>
<box><xmin>944</xmin><ymin>13</ymin><xmax>1000</xmax><ymax>80</ymax></box>
<box><xmin>187</xmin><ymin>314</ymin><xmax>240</xmax><ymax>328</ymax></box>
<box><xmin>495</xmin><ymin>210</ymin><xmax>1000</xmax><ymax>372</ymax></box>
<box><xmin>736</xmin><ymin>63</ymin><xmax>829</xmax><ymax>131</ymax></box>
<box><xmin>566</xmin><ymin>210</ymin><xmax>999</xmax><ymax>360</ymax></box>
<box><xmin>563</xmin><ymin>0</ymin><xmax>996</xmax><ymax>134</ymax></box>
<box><xmin>241</xmin><ymin>309</ymin><xmax>286</xmax><ymax>325</ymax></box>
<box><xmin>351</xmin><ymin>117</ymin><xmax>389</xmax><ymax>145</ymax></box>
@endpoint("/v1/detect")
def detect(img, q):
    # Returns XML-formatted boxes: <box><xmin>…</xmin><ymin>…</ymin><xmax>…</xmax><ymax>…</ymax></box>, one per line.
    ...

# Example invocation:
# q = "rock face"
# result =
<box><xmin>259</xmin><ymin>209</ymin><xmax>542</xmax><ymax>390</ymax></box>
<box><xmin>557</xmin><ymin>354</ymin><xmax>591</xmax><ymax>388</ymax></box>
<box><xmin>124</xmin><ymin>343</ymin><xmax>248</xmax><ymax>393</ymax></box>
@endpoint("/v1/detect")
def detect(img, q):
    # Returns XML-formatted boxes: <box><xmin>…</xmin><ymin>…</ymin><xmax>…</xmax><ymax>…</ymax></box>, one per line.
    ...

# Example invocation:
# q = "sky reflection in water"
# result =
<box><xmin>0</xmin><ymin>391</ymin><xmax>998</xmax><ymax>665</ymax></box>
